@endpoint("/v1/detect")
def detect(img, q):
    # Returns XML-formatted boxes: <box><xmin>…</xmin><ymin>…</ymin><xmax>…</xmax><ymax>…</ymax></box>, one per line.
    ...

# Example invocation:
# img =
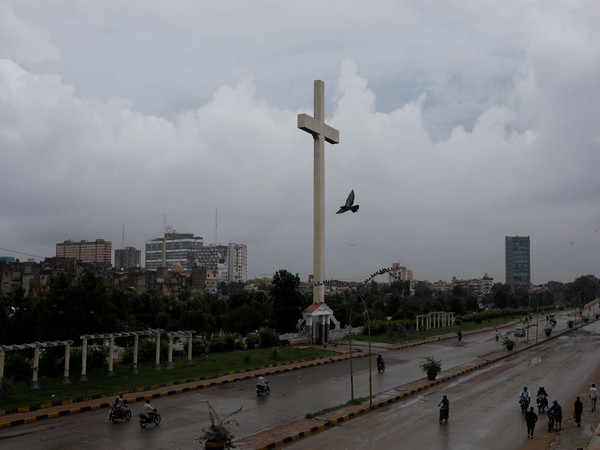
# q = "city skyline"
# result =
<box><xmin>1</xmin><ymin>2</ymin><xmax>599</xmax><ymax>285</ymax></box>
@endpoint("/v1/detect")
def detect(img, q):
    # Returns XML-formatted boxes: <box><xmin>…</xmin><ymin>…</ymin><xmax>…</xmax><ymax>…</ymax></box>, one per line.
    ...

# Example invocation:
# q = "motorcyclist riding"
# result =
<box><xmin>113</xmin><ymin>394</ymin><xmax>123</xmax><ymax>410</ymax></box>
<box><xmin>438</xmin><ymin>395</ymin><xmax>449</xmax><ymax>422</ymax></box>
<box><xmin>143</xmin><ymin>399</ymin><xmax>156</xmax><ymax>420</ymax></box>
<box><xmin>257</xmin><ymin>375</ymin><xmax>268</xmax><ymax>394</ymax></box>
<box><xmin>377</xmin><ymin>355</ymin><xmax>385</xmax><ymax>372</ymax></box>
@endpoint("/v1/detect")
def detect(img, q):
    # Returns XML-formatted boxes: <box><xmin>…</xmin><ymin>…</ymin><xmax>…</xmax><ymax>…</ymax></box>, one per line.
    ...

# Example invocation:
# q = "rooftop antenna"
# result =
<box><xmin>215</xmin><ymin>209</ymin><xmax>218</xmax><ymax>245</ymax></box>
<box><xmin>122</xmin><ymin>224</ymin><xmax>125</xmax><ymax>249</ymax></box>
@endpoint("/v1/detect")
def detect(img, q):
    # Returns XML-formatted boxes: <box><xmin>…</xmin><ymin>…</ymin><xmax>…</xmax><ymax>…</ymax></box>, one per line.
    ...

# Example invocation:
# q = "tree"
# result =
<box><xmin>270</xmin><ymin>270</ymin><xmax>308</xmax><ymax>333</ymax></box>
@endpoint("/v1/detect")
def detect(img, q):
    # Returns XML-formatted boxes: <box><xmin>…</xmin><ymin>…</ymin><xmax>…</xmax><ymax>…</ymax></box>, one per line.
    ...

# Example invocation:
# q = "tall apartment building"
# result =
<box><xmin>227</xmin><ymin>243</ymin><xmax>247</xmax><ymax>283</ymax></box>
<box><xmin>145</xmin><ymin>232</ymin><xmax>203</xmax><ymax>270</ymax></box>
<box><xmin>196</xmin><ymin>243</ymin><xmax>248</xmax><ymax>283</ymax></box>
<box><xmin>505</xmin><ymin>236</ymin><xmax>531</xmax><ymax>291</ymax></box>
<box><xmin>114</xmin><ymin>246</ymin><xmax>141</xmax><ymax>270</ymax></box>
<box><xmin>56</xmin><ymin>239</ymin><xmax>112</xmax><ymax>265</ymax></box>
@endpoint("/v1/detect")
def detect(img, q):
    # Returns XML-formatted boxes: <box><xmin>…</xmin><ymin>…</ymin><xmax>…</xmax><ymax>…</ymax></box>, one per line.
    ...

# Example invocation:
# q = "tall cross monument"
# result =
<box><xmin>298</xmin><ymin>80</ymin><xmax>339</xmax><ymax>304</ymax></box>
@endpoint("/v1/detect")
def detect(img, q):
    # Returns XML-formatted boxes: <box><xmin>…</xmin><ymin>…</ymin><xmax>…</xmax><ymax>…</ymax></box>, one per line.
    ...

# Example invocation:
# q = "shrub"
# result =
<box><xmin>209</xmin><ymin>334</ymin><xmax>237</xmax><ymax>353</ymax></box>
<box><xmin>0</xmin><ymin>377</ymin><xmax>14</xmax><ymax>398</ymax></box>
<box><xmin>233</xmin><ymin>338</ymin><xmax>245</xmax><ymax>351</ymax></box>
<box><xmin>38</xmin><ymin>348</ymin><xmax>63</xmax><ymax>377</ymax></box>
<box><xmin>270</xmin><ymin>346</ymin><xmax>281</xmax><ymax>359</ymax></box>
<box><xmin>88</xmin><ymin>345</ymin><xmax>109</xmax><ymax>369</ymax></box>
<box><xmin>138</xmin><ymin>338</ymin><xmax>169</xmax><ymax>362</ymax></box>
<box><xmin>187</xmin><ymin>337</ymin><xmax>209</xmax><ymax>354</ymax></box>
<box><xmin>4</xmin><ymin>352</ymin><xmax>31</xmax><ymax>381</ymax></box>
<box><xmin>258</xmin><ymin>328</ymin><xmax>279</xmax><ymax>347</ymax></box>
<box><xmin>245</xmin><ymin>333</ymin><xmax>260</xmax><ymax>349</ymax></box>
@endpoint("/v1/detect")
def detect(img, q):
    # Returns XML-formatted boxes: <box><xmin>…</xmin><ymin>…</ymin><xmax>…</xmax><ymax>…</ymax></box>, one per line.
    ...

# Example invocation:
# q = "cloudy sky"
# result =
<box><xmin>1</xmin><ymin>1</ymin><xmax>599</xmax><ymax>285</ymax></box>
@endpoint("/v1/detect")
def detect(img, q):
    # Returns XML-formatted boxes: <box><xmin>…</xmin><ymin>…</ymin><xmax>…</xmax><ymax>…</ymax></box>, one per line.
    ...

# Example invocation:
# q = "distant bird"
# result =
<box><xmin>336</xmin><ymin>190</ymin><xmax>359</xmax><ymax>214</ymax></box>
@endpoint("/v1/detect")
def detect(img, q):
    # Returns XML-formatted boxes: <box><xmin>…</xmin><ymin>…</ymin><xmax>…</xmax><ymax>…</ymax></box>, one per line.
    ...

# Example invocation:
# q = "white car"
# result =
<box><xmin>514</xmin><ymin>327</ymin><xmax>526</xmax><ymax>337</ymax></box>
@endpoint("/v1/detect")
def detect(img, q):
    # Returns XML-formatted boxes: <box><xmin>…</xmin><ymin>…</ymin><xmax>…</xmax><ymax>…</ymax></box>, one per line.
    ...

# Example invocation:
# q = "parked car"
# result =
<box><xmin>514</xmin><ymin>327</ymin><xmax>526</xmax><ymax>337</ymax></box>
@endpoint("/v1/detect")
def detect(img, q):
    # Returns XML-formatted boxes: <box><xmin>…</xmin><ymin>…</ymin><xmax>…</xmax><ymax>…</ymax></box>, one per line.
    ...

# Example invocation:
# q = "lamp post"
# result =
<box><xmin>325</xmin><ymin>267</ymin><xmax>393</xmax><ymax>410</ymax></box>
<box><xmin>355</xmin><ymin>290</ymin><xmax>372</xmax><ymax>408</ymax></box>
<box><xmin>355</xmin><ymin>267</ymin><xmax>392</xmax><ymax>409</ymax></box>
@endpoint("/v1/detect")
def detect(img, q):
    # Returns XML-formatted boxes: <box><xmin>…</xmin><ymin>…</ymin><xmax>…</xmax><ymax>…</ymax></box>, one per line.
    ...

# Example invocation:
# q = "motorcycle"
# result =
<box><xmin>439</xmin><ymin>405</ymin><xmax>449</xmax><ymax>424</ymax></box>
<box><xmin>139</xmin><ymin>409</ymin><xmax>161</xmax><ymax>428</ymax></box>
<box><xmin>377</xmin><ymin>361</ymin><xmax>385</xmax><ymax>374</ymax></box>
<box><xmin>109</xmin><ymin>404</ymin><xmax>132</xmax><ymax>423</ymax></box>
<box><xmin>256</xmin><ymin>381</ymin><xmax>270</xmax><ymax>396</ymax></box>
<box><xmin>537</xmin><ymin>395</ymin><xmax>548</xmax><ymax>413</ymax></box>
<box><xmin>519</xmin><ymin>397</ymin><xmax>529</xmax><ymax>413</ymax></box>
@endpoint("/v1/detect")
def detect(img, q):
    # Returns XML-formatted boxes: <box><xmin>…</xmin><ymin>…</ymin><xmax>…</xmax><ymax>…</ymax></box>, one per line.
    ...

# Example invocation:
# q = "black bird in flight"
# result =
<box><xmin>336</xmin><ymin>190</ymin><xmax>359</xmax><ymax>214</ymax></box>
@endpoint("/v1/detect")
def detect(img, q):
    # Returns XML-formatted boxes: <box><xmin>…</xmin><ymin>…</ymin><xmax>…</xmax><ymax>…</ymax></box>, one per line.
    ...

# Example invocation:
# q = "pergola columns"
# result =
<box><xmin>1</xmin><ymin>340</ymin><xmax>74</xmax><ymax>389</ymax></box>
<box><xmin>0</xmin><ymin>329</ymin><xmax>194</xmax><ymax>384</ymax></box>
<box><xmin>415</xmin><ymin>311</ymin><xmax>456</xmax><ymax>331</ymax></box>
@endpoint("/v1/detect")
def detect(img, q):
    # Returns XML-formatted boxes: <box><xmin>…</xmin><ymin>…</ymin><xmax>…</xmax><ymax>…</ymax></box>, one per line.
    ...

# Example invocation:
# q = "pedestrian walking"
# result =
<box><xmin>552</xmin><ymin>400</ymin><xmax>563</xmax><ymax>430</ymax></box>
<box><xmin>574</xmin><ymin>396</ymin><xmax>583</xmax><ymax>426</ymax></box>
<box><xmin>525</xmin><ymin>407</ymin><xmax>538</xmax><ymax>438</ymax></box>
<box><xmin>590</xmin><ymin>383</ymin><xmax>598</xmax><ymax>412</ymax></box>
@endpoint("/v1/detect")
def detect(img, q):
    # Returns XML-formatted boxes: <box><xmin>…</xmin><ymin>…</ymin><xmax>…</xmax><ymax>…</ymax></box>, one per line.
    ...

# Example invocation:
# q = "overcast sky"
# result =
<box><xmin>1</xmin><ymin>1</ymin><xmax>599</xmax><ymax>285</ymax></box>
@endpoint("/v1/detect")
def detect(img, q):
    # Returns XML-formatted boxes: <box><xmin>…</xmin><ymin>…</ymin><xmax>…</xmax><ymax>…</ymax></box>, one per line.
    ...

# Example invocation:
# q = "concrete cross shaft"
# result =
<box><xmin>297</xmin><ymin>80</ymin><xmax>339</xmax><ymax>304</ymax></box>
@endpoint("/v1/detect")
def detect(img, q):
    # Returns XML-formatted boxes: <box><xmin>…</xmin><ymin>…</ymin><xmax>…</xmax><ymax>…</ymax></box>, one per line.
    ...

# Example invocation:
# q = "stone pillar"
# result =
<box><xmin>107</xmin><ymin>336</ymin><xmax>115</xmax><ymax>377</ymax></box>
<box><xmin>154</xmin><ymin>332</ymin><xmax>161</xmax><ymax>371</ymax></box>
<box><xmin>63</xmin><ymin>342</ymin><xmax>71</xmax><ymax>384</ymax></box>
<box><xmin>80</xmin><ymin>337</ymin><xmax>88</xmax><ymax>381</ymax></box>
<box><xmin>132</xmin><ymin>334</ymin><xmax>139</xmax><ymax>375</ymax></box>
<box><xmin>167</xmin><ymin>334</ymin><xmax>174</xmax><ymax>369</ymax></box>
<box><xmin>31</xmin><ymin>346</ymin><xmax>40</xmax><ymax>389</ymax></box>
<box><xmin>187</xmin><ymin>333</ymin><xmax>193</xmax><ymax>366</ymax></box>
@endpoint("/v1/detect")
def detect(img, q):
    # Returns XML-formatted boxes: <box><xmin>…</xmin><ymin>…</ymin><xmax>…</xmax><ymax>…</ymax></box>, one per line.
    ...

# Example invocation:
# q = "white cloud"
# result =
<box><xmin>0</xmin><ymin>3</ymin><xmax>59</xmax><ymax>63</ymax></box>
<box><xmin>1</xmin><ymin>1</ymin><xmax>600</xmax><ymax>285</ymax></box>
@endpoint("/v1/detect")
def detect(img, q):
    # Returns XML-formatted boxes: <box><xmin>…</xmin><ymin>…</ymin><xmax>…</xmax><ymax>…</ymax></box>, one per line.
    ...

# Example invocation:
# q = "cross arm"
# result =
<box><xmin>298</xmin><ymin>114</ymin><xmax>339</xmax><ymax>144</ymax></box>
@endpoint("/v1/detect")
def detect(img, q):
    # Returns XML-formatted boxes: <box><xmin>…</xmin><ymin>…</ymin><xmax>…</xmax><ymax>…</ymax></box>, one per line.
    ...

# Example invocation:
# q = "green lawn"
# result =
<box><xmin>0</xmin><ymin>346</ymin><xmax>333</xmax><ymax>413</ymax></box>
<box><xmin>351</xmin><ymin>316</ymin><xmax>523</xmax><ymax>344</ymax></box>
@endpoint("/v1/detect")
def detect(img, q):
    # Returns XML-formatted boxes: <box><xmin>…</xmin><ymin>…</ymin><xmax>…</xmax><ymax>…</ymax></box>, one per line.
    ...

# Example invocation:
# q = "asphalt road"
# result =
<box><xmin>285</xmin><ymin>320</ymin><xmax>600</xmax><ymax>450</ymax></box>
<box><xmin>0</xmin><ymin>313</ymin><xmax>587</xmax><ymax>450</ymax></box>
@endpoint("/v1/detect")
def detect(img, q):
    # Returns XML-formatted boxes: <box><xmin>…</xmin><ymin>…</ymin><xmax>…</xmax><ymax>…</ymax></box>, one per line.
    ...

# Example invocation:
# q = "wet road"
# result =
<box><xmin>0</xmin><ymin>313</ymin><xmax>584</xmax><ymax>449</ymax></box>
<box><xmin>285</xmin><ymin>320</ymin><xmax>600</xmax><ymax>450</ymax></box>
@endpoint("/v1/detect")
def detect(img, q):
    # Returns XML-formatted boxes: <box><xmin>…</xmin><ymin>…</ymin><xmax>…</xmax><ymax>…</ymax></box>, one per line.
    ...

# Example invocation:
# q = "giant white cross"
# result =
<box><xmin>298</xmin><ymin>80</ymin><xmax>339</xmax><ymax>303</ymax></box>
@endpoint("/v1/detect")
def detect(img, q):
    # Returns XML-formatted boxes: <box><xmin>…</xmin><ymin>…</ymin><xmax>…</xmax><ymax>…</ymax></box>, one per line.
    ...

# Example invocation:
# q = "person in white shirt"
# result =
<box><xmin>590</xmin><ymin>383</ymin><xmax>598</xmax><ymax>412</ymax></box>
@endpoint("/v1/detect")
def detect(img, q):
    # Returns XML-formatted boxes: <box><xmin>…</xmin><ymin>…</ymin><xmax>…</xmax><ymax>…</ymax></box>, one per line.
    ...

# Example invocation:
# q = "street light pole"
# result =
<box><xmin>356</xmin><ymin>290</ymin><xmax>372</xmax><ymax>408</ymax></box>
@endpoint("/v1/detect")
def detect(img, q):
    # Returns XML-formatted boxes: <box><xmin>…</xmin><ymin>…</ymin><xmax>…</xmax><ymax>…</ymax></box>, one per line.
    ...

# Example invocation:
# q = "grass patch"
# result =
<box><xmin>352</xmin><ymin>316</ymin><xmax>522</xmax><ymax>344</ymax></box>
<box><xmin>305</xmin><ymin>396</ymin><xmax>370</xmax><ymax>418</ymax></box>
<box><xmin>0</xmin><ymin>346</ymin><xmax>333</xmax><ymax>412</ymax></box>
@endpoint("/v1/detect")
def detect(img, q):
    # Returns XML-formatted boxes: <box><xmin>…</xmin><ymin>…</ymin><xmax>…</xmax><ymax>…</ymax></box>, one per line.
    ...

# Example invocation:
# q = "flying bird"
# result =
<box><xmin>336</xmin><ymin>190</ymin><xmax>359</xmax><ymax>214</ymax></box>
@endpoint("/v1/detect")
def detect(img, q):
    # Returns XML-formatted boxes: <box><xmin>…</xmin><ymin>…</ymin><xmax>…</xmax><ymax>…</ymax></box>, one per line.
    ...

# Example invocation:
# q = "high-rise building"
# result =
<box><xmin>196</xmin><ymin>243</ymin><xmax>247</xmax><ymax>283</ymax></box>
<box><xmin>56</xmin><ymin>239</ymin><xmax>112</xmax><ymax>265</ymax></box>
<box><xmin>505</xmin><ymin>236</ymin><xmax>530</xmax><ymax>291</ymax></box>
<box><xmin>114</xmin><ymin>246</ymin><xmax>141</xmax><ymax>270</ymax></box>
<box><xmin>145</xmin><ymin>232</ymin><xmax>203</xmax><ymax>270</ymax></box>
<box><xmin>227</xmin><ymin>243</ymin><xmax>247</xmax><ymax>283</ymax></box>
